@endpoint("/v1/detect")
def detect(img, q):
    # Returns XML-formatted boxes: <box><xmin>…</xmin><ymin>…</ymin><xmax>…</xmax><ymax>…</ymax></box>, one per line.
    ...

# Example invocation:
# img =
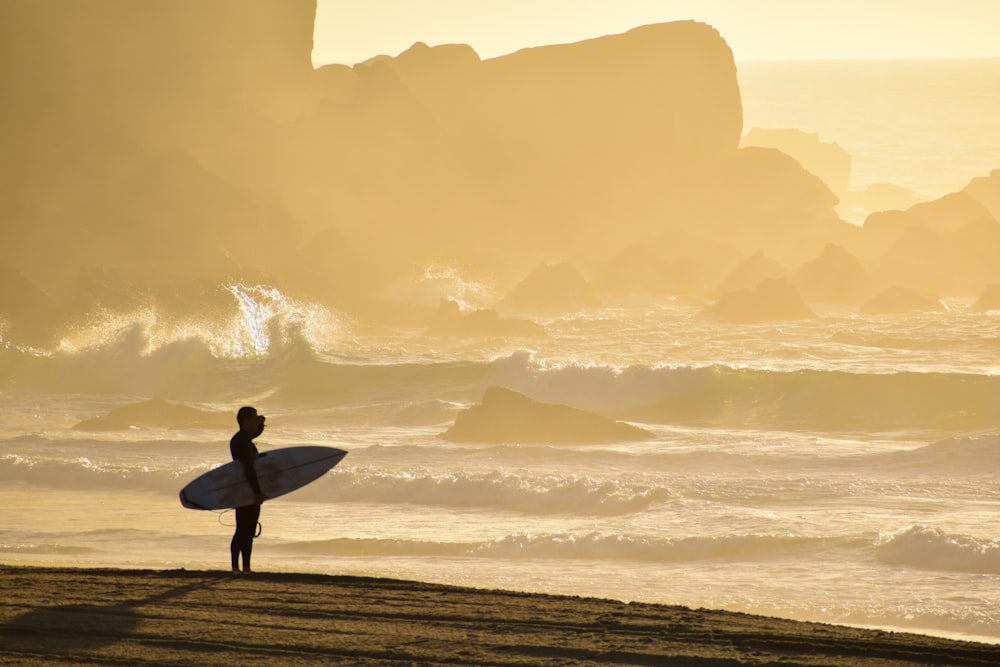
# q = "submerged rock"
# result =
<box><xmin>442</xmin><ymin>387</ymin><xmax>653</xmax><ymax>443</ymax></box>
<box><xmin>74</xmin><ymin>398</ymin><xmax>232</xmax><ymax>431</ymax></box>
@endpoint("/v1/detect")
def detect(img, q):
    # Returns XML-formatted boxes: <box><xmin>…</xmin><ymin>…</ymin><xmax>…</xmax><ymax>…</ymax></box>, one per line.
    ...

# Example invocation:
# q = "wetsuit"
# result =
<box><xmin>230</xmin><ymin>429</ymin><xmax>263</xmax><ymax>571</ymax></box>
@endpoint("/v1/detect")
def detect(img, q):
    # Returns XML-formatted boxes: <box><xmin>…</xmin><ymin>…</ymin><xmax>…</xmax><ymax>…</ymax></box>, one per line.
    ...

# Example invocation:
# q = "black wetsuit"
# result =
<box><xmin>230</xmin><ymin>429</ymin><xmax>262</xmax><ymax>571</ymax></box>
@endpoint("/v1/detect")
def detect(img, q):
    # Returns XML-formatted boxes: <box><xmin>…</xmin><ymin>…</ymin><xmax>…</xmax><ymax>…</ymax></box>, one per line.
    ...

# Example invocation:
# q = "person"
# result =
<box><xmin>230</xmin><ymin>406</ymin><xmax>267</xmax><ymax>573</ymax></box>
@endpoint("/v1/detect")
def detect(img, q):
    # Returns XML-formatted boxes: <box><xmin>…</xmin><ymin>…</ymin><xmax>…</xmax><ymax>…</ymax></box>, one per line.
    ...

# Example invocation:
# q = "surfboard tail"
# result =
<box><xmin>179</xmin><ymin>489</ymin><xmax>211</xmax><ymax>510</ymax></box>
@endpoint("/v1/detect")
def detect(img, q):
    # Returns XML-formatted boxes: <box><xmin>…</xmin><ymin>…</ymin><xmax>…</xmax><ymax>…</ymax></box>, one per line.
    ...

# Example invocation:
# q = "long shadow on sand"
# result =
<box><xmin>1</xmin><ymin>574</ymin><xmax>225</xmax><ymax>653</ymax></box>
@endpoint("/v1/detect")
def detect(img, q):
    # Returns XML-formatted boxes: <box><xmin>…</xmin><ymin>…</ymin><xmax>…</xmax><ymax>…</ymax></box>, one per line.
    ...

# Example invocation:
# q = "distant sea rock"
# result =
<box><xmin>859</xmin><ymin>286</ymin><xmax>947</xmax><ymax>315</ymax></box>
<box><xmin>699</xmin><ymin>278</ymin><xmax>815</xmax><ymax>323</ymax></box>
<box><xmin>851</xmin><ymin>183</ymin><xmax>921</xmax><ymax>215</ymax></box>
<box><xmin>593</xmin><ymin>231</ymin><xmax>743</xmax><ymax>301</ymax></box>
<box><xmin>0</xmin><ymin>261</ymin><xmax>58</xmax><ymax>339</ymax></box>
<box><xmin>593</xmin><ymin>243</ymin><xmax>678</xmax><ymax>298</ymax></box>
<box><xmin>711</xmin><ymin>147</ymin><xmax>854</xmax><ymax>267</ymax></box>
<box><xmin>860</xmin><ymin>210</ymin><xmax>914</xmax><ymax>256</ymax></box>
<box><xmin>740</xmin><ymin>127</ymin><xmax>851</xmax><ymax>197</ymax></box>
<box><xmin>441</xmin><ymin>387</ymin><xmax>654</xmax><ymax>443</ymax></box>
<box><xmin>878</xmin><ymin>218</ymin><xmax>1000</xmax><ymax>294</ymax></box>
<box><xmin>791</xmin><ymin>244</ymin><xmax>871</xmax><ymax>304</ymax></box>
<box><xmin>906</xmin><ymin>191</ymin><xmax>994</xmax><ymax>234</ymax></box>
<box><xmin>963</xmin><ymin>169</ymin><xmax>1000</xmax><ymax>222</ymax></box>
<box><xmin>74</xmin><ymin>398</ymin><xmax>232</xmax><ymax>431</ymax></box>
<box><xmin>497</xmin><ymin>263</ymin><xmax>599</xmax><ymax>314</ymax></box>
<box><xmin>973</xmin><ymin>284</ymin><xmax>1000</xmax><ymax>311</ymax></box>
<box><xmin>712</xmin><ymin>249</ymin><xmax>787</xmax><ymax>297</ymax></box>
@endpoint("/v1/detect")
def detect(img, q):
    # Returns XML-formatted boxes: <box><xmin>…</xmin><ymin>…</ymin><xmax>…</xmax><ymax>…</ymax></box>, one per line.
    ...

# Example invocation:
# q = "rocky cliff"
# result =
<box><xmin>0</xmin><ymin>1</ymin><xmax>855</xmax><ymax>340</ymax></box>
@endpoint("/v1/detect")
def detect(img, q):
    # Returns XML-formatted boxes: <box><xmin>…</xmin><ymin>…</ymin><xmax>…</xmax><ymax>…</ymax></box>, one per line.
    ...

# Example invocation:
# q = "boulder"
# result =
<box><xmin>442</xmin><ymin>387</ymin><xmax>653</xmax><ymax>443</ymax></box>
<box><xmin>497</xmin><ymin>263</ymin><xmax>599</xmax><ymax>314</ymax></box>
<box><xmin>964</xmin><ymin>169</ymin><xmax>1000</xmax><ymax>222</ymax></box>
<box><xmin>859</xmin><ymin>209</ymin><xmax>916</xmax><ymax>257</ymax></box>
<box><xmin>877</xmin><ymin>219</ymin><xmax>1000</xmax><ymax>294</ymax></box>
<box><xmin>699</xmin><ymin>278</ymin><xmax>815</xmax><ymax>323</ymax></box>
<box><xmin>906</xmin><ymin>191</ymin><xmax>994</xmax><ymax>234</ymax></box>
<box><xmin>712</xmin><ymin>249</ymin><xmax>787</xmax><ymax>296</ymax></box>
<box><xmin>741</xmin><ymin>127</ymin><xmax>852</xmax><ymax>196</ymax></box>
<box><xmin>791</xmin><ymin>244</ymin><xmax>871</xmax><ymax>304</ymax></box>
<box><xmin>973</xmin><ymin>284</ymin><xmax>1000</xmax><ymax>311</ymax></box>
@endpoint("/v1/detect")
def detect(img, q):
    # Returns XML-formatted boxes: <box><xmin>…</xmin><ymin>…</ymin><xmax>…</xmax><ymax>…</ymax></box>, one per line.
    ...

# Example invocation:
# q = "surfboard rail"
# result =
<box><xmin>179</xmin><ymin>445</ymin><xmax>347</xmax><ymax>510</ymax></box>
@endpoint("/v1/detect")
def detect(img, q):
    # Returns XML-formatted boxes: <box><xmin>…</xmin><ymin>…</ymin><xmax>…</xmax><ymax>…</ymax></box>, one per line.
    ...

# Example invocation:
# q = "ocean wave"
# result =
<box><xmin>270</xmin><ymin>537</ymin><xmax>467</xmax><ymax>558</ymax></box>
<box><xmin>875</xmin><ymin>525</ymin><xmax>1000</xmax><ymax>574</ymax></box>
<box><xmin>0</xmin><ymin>453</ymin><xmax>202</xmax><ymax>495</ymax></box>
<box><xmin>0</xmin><ymin>543</ymin><xmax>96</xmax><ymax>555</ymax></box>
<box><xmin>871</xmin><ymin>433</ymin><xmax>1000</xmax><ymax>472</ymax></box>
<box><xmin>4</xmin><ymin>333</ymin><xmax>1000</xmax><ymax>430</ymax></box>
<box><xmin>273</xmin><ymin>531</ymin><xmax>859</xmax><ymax>563</ymax></box>
<box><xmin>299</xmin><ymin>467</ymin><xmax>670</xmax><ymax>516</ymax></box>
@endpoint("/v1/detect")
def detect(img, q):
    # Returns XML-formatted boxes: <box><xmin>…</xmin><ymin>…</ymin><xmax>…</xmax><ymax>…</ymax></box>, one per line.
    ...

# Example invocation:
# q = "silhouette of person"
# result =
<box><xmin>230</xmin><ymin>406</ymin><xmax>267</xmax><ymax>573</ymax></box>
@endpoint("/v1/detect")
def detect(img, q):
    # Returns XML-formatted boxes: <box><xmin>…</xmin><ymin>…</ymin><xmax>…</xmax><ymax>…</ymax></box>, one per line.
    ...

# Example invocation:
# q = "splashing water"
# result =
<box><xmin>384</xmin><ymin>263</ymin><xmax>496</xmax><ymax>310</ymax></box>
<box><xmin>51</xmin><ymin>284</ymin><xmax>345</xmax><ymax>359</ymax></box>
<box><xmin>224</xmin><ymin>283</ymin><xmax>346</xmax><ymax>357</ymax></box>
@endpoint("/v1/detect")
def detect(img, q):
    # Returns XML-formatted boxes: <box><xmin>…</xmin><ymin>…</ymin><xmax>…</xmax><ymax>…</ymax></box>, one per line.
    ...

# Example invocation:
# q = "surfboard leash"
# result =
<box><xmin>216</xmin><ymin>509</ymin><xmax>263</xmax><ymax>537</ymax></box>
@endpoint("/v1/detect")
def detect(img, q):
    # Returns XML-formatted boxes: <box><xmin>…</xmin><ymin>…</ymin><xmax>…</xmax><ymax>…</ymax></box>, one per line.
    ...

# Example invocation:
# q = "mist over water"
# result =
<box><xmin>3</xmin><ymin>3</ymin><xmax>1000</xmax><ymax>645</ymax></box>
<box><xmin>4</xmin><ymin>286</ymin><xmax>1000</xmax><ymax>642</ymax></box>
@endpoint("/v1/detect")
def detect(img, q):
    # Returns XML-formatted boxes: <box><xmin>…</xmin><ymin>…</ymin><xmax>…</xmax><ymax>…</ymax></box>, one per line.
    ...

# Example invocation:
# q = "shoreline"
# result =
<box><xmin>3</xmin><ymin>565</ymin><xmax>1000</xmax><ymax>666</ymax></box>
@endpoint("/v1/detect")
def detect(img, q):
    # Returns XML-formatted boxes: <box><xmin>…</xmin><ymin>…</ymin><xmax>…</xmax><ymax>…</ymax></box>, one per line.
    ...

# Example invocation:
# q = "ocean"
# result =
<box><xmin>739</xmin><ymin>58</ymin><xmax>1000</xmax><ymax>201</ymax></box>
<box><xmin>3</xmin><ymin>59</ymin><xmax>1000</xmax><ymax>644</ymax></box>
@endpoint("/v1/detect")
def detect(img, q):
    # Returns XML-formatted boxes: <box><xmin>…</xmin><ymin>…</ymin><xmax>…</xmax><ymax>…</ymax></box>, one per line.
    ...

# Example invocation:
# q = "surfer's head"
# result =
<box><xmin>237</xmin><ymin>406</ymin><xmax>265</xmax><ymax>434</ymax></box>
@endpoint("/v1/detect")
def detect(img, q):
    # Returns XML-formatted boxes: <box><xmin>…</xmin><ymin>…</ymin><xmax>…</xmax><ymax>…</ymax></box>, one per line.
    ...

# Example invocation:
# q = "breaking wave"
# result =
<box><xmin>5</xmin><ymin>342</ymin><xmax>999</xmax><ymax>431</ymax></box>
<box><xmin>875</xmin><ymin>525</ymin><xmax>1000</xmax><ymax>574</ymax></box>
<box><xmin>274</xmin><ymin>531</ymin><xmax>862</xmax><ymax>563</ymax></box>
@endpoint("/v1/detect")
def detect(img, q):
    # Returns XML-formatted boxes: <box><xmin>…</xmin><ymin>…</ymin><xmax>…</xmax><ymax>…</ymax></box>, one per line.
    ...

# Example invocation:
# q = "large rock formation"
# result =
<box><xmin>0</xmin><ymin>1</ymin><xmax>924</xmax><ymax>338</ymax></box>
<box><xmin>0</xmin><ymin>0</ymin><xmax>317</xmax><ymax>328</ymax></box>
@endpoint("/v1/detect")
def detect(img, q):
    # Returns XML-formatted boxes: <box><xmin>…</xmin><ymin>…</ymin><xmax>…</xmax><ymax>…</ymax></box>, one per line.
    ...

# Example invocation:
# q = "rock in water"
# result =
<box><xmin>442</xmin><ymin>387</ymin><xmax>653</xmax><ymax>443</ymax></box>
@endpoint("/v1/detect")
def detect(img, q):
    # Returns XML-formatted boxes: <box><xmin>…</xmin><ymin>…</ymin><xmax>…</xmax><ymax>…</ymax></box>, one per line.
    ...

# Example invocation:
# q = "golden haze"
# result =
<box><xmin>1</xmin><ymin>0</ymin><xmax>999</xmax><ymax>343</ymax></box>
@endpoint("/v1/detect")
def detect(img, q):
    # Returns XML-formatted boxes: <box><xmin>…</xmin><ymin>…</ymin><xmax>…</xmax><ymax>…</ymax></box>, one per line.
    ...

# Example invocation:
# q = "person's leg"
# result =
<box><xmin>232</xmin><ymin>506</ymin><xmax>255</xmax><ymax>572</ymax></box>
<box><xmin>230</xmin><ymin>528</ymin><xmax>241</xmax><ymax>571</ymax></box>
<box><xmin>238</xmin><ymin>504</ymin><xmax>261</xmax><ymax>572</ymax></box>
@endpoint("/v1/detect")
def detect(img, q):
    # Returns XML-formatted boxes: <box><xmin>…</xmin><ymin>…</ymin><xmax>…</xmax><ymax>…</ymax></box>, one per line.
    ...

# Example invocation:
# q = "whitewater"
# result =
<box><xmin>3</xmin><ymin>288</ymin><xmax>1000</xmax><ymax>644</ymax></box>
<box><xmin>4</xmin><ymin>59</ymin><xmax>1000</xmax><ymax>644</ymax></box>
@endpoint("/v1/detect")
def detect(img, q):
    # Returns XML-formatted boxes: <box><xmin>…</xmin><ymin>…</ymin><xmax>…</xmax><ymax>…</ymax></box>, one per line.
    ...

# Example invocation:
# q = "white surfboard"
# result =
<box><xmin>179</xmin><ymin>446</ymin><xmax>347</xmax><ymax>510</ymax></box>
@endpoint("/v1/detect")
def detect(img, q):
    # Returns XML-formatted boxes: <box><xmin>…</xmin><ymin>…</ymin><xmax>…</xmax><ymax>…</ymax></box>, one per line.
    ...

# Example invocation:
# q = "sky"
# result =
<box><xmin>313</xmin><ymin>0</ymin><xmax>1000</xmax><ymax>66</ymax></box>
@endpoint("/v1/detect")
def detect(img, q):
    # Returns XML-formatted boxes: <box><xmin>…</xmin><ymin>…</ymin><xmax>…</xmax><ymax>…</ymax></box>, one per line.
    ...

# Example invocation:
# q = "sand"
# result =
<box><xmin>2</xmin><ymin>566</ymin><xmax>999</xmax><ymax>666</ymax></box>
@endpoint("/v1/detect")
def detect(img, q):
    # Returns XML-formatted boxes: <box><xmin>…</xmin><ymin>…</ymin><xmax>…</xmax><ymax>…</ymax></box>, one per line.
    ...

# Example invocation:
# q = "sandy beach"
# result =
<box><xmin>1</xmin><ymin>566</ymin><xmax>999</xmax><ymax>666</ymax></box>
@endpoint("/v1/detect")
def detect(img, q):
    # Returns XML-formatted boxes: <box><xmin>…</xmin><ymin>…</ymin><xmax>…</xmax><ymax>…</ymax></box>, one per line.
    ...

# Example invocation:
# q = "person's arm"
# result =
<box><xmin>232</xmin><ymin>437</ymin><xmax>266</xmax><ymax>502</ymax></box>
<box><xmin>238</xmin><ymin>456</ymin><xmax>263</xmax><ymax>497</ymax></box>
